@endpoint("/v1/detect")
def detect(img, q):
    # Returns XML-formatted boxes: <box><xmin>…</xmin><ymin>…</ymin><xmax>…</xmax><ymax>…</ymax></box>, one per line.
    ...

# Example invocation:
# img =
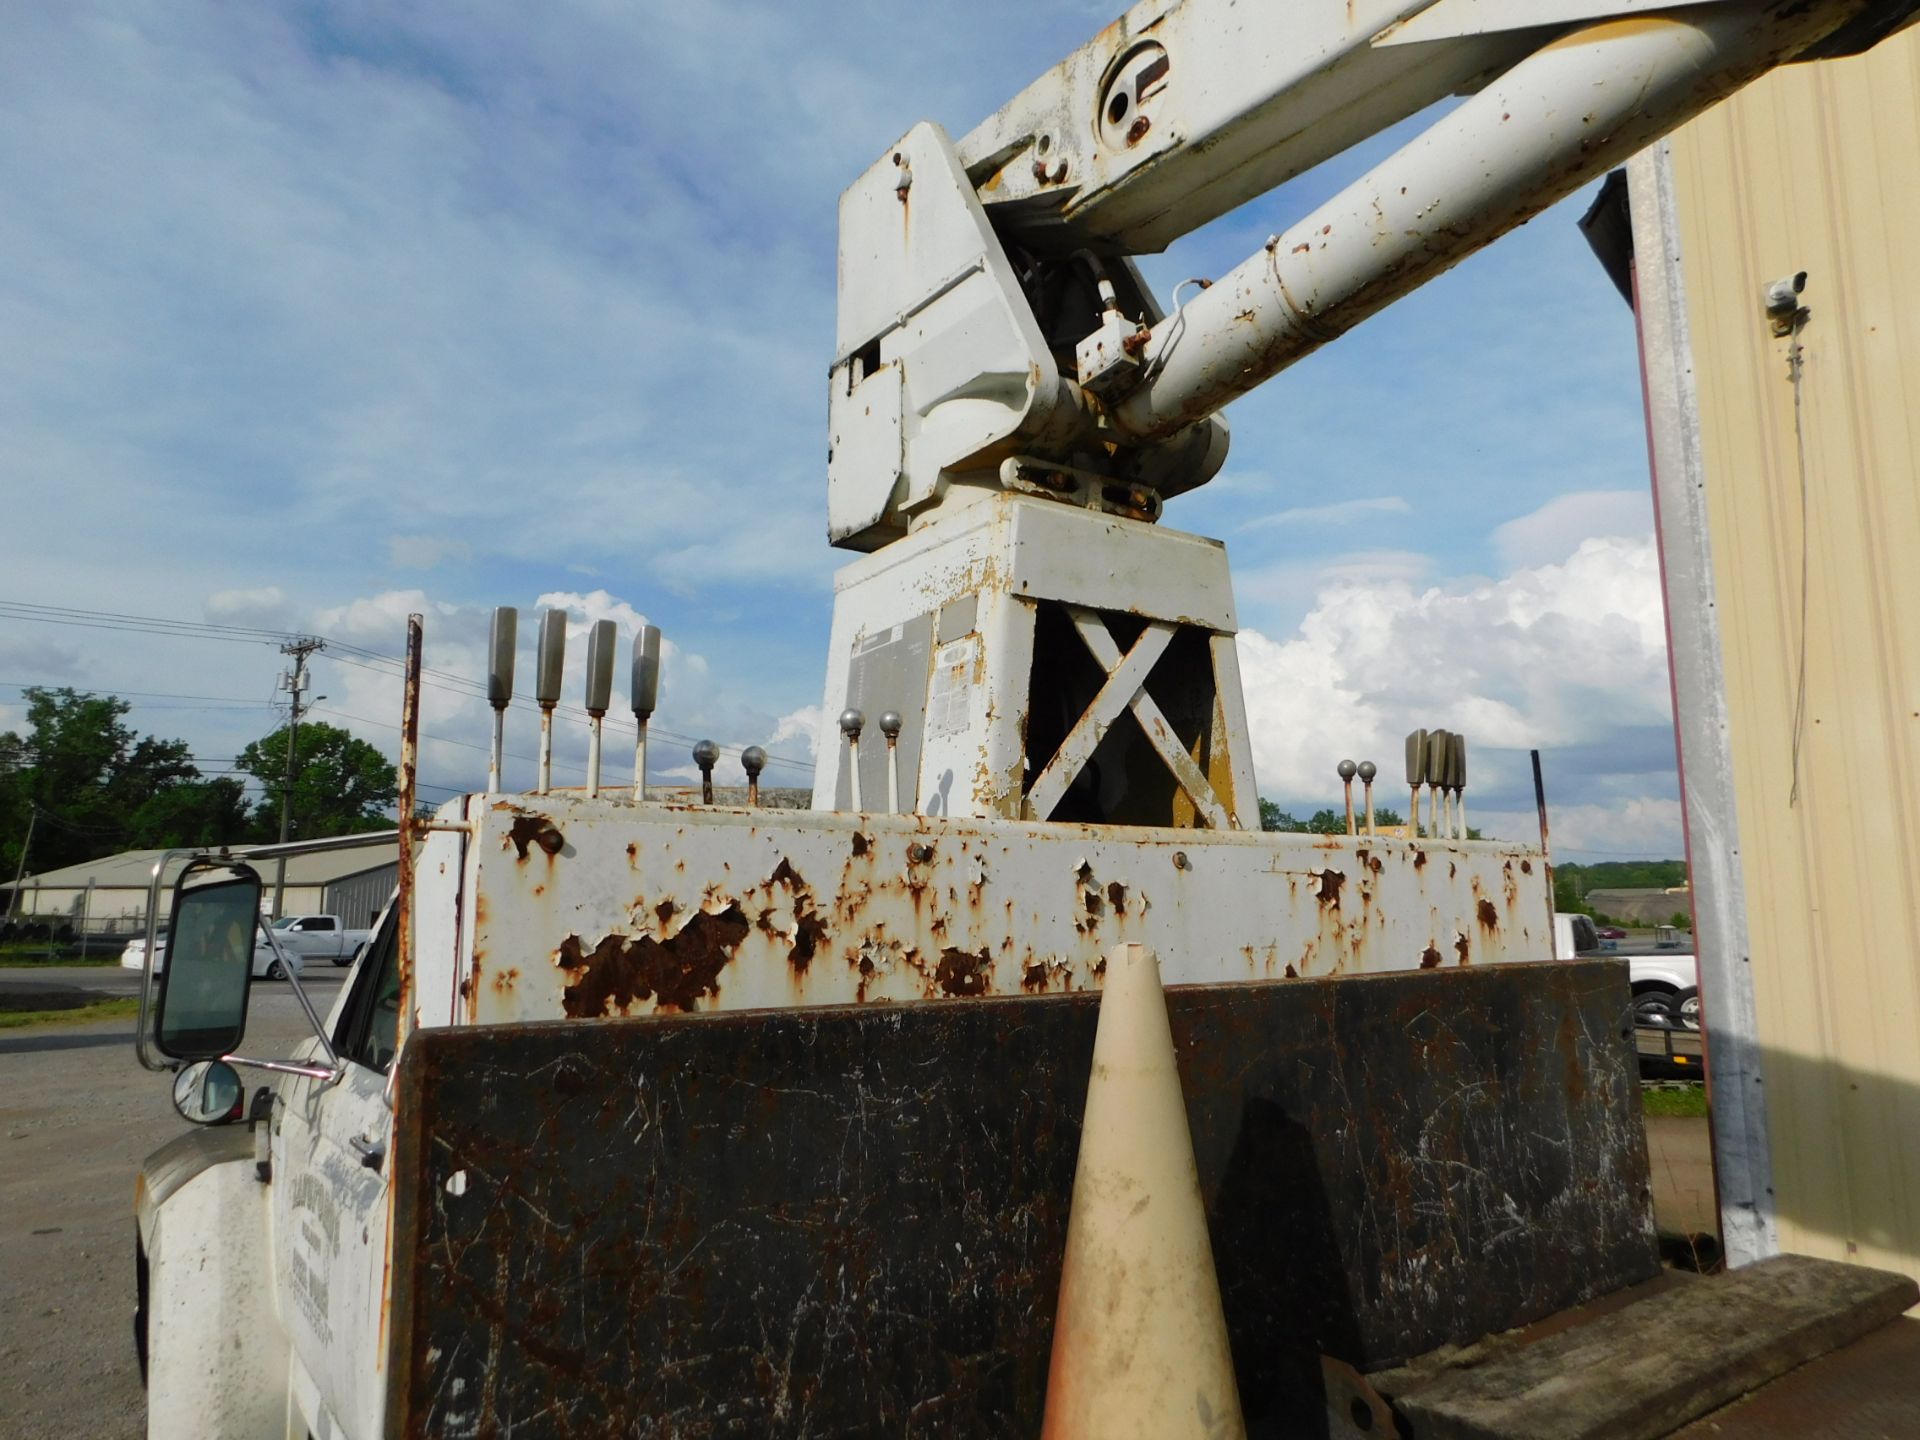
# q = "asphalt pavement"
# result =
<box><xmin>0</xmin><ymin>973</ymin><xmax>345</xmax><ymax>1440</ymax></box>
<box><xmin>0</xmin><ymin>964</ymin><xmax>145</xmax><ymax>1008</ymax></box>
<box><xmin>0</xmin><ymin>962</ymin><xmax>350</xmax><ymax>1010</ymax></box>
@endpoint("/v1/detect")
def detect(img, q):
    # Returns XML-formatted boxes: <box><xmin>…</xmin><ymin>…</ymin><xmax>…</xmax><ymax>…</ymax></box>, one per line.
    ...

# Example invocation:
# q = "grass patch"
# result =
<box><xmin>0</xmin><ymin>952</ymin><xmax>122</xmax><ymax>968</ymax></box>
<box><xmin>0</xmin><ymin>996</ymin><xmax>140</xmax><ymax>1030</ymax></box>
<box><xmin>1643</xmin><ymin>1084</ymin><xmax>1709</xmax><ymax>1118</ymax></box>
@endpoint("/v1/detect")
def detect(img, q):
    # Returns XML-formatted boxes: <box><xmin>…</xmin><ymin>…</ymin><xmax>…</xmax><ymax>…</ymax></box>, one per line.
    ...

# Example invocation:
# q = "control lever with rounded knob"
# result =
<box><xmin>692</xmin><ymin>740</ymin><xmax>720</xmax><ymax>806</ymax></box>
<box><xmin>878</xmin><ymin>711</ymin><xmax>903</xmax><ymax>814</ymax></box>
<box><xmin>839</xmin><ymin>709</ymin><xmax>866</xmax><ymax>811</ymax></box>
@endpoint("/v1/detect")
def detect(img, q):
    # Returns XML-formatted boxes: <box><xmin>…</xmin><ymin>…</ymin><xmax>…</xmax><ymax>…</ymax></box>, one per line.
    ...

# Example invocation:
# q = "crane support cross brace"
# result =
<box><xmin>1025</xmin><ymin>606</ymin><xmax>1232</xmax><ymax>829</ymax></box>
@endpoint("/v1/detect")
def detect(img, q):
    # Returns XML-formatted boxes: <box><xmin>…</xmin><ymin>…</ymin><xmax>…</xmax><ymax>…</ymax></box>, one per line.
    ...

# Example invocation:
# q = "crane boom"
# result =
<box><xmin>829</xmin><ymin>0</ymin><xmax>1887</xmax><ymax>549</ymax></box>
<box><xmin>1106</xmin><ymin>0</ymin><xmax>1877</xmax><ymax>442</ymax></box>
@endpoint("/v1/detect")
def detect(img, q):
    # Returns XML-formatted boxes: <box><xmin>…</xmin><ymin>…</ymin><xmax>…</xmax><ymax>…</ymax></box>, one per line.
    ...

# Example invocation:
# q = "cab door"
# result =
<box><xmin>272</xmin><ymin>910</ymin><xmax>404</xmax><ymax>1439</ymax></box>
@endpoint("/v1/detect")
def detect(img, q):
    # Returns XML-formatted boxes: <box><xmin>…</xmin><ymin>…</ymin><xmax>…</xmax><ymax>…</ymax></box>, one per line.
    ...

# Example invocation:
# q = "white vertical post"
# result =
<box><xmin>839</xmin><ymin>709</ymin><xmax>865</xmax><ymax>811</ymax></box>
<box><xmin>534</xmin><ymin>610</ymin><xmax>566</xmax><ymax>796</ymax></box>
<box><xmin>879</xmin><ymin>711</ymin><xmax>903</xmax><ymax>814</ymax></box>
<box><xmin>1629</xmin><ymin>141</ymin><xmax>1774</xmax><ymax>1266</ymax></box>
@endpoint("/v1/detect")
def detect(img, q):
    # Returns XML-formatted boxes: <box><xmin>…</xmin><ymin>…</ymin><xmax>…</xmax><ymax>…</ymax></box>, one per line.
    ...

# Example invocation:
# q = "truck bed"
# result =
<box><xmin>384</xmin><ymin>959</ymin><xmax>1654</xmax><ymax>1435</ymax></box>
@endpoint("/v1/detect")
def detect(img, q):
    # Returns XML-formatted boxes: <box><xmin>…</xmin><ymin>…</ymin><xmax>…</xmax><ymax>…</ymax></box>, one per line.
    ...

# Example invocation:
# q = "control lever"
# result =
<box><xmin>534</xmin><ymin>610</ymin><xmax>566</xmax><ymax>795</ymax></box>
<box><xmin>486</xmin><ymin>607</ymin><xmax>516</xmax><ymax>793</ymax></box>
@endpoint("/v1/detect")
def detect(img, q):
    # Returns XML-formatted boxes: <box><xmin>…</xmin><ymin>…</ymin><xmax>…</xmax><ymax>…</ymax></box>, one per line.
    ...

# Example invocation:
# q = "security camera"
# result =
<box><xmin>1763</xmin><ymin>271</ymin><xmax>1807</xmax><ymax>335</ymax></box>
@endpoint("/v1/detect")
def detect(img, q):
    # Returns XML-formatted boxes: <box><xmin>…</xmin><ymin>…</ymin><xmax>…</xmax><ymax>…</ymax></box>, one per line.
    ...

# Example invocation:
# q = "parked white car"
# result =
<box><xmin>120</xmin><ymin>932</ymin><xmax>305</xmax><ymax>981</ymax></box>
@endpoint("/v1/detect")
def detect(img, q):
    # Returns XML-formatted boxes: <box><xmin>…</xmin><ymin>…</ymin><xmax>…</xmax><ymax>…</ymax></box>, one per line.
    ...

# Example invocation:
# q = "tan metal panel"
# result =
<box><xmin>1667</xmin><ymin>28</ymin><xmax>1920</xmax><ymax>1281</ymax></box>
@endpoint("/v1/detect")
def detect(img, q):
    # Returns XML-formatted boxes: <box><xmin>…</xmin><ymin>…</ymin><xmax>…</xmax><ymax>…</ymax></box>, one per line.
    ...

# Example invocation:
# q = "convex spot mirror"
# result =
<box><xmin>171</xmin><ymin>1059</ymin><xmax>244</xmax><ymax>1125</ymax></box>
<box><xmin>153</xmin><ymin>863</ymin><xmax>261</xmax><ymax>1061</ymax></box>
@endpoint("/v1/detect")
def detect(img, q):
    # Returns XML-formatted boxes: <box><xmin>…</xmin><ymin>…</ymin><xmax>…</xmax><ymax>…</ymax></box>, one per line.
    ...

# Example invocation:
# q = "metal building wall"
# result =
<box><xmin>324</xmin><ymin>863</ymin><xmax>397</xmax><ymax>931</ymax></box>
<box><xmin>1664</xmin><ymin>32</ymin><xmax>1920</xmax><ymax>1278</ymax></box>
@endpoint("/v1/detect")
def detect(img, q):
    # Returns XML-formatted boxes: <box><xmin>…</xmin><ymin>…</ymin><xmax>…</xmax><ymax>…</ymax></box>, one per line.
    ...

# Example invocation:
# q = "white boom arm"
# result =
<box><xmin>827</xmin><ymin>0</ymin><xmax>1891</xmax><ymax>549</ymax></box>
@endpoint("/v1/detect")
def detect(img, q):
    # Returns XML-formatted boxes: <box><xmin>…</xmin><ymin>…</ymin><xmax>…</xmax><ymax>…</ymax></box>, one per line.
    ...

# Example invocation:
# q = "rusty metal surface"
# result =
<box><xmin>396</xmin><ymin>613</ymin><xmax>423</xmax><ymax>1047</ymax></box>
<box><xmin>412</xmin><ymin>792</ymin><xmax>1556</xmax><ymax>1031</ymax></box>
<box><xmin>1668</xmin><ymin>1317</ymin><xmax>1920</xmax><ymax>1439</ymax></box>
<box><xmin>385</xmin><ymin>959</ymin><xmax>1655</xmax><ymax>1436</ymax></box>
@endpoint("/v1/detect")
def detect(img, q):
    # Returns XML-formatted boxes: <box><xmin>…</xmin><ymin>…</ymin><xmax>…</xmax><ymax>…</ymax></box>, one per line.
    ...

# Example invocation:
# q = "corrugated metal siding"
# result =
<box><xmin>324</xmin><ymin>863</ymin><xmax>396</xmax><ymax>931</ymax></box>
<box><xmin>1668</xmin><ymin>31</ymin><xmax>1920</xmax><ymax>1279</ymax></box>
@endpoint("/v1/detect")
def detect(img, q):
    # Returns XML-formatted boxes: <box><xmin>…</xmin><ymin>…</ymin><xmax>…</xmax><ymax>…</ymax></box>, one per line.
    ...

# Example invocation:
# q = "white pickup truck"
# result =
<box><xmin>263</xmin><ymin>913</ymin><xmax>373</xmax><ymax>968</ymax></box>
<box><xmin>1554</xmin><ymin>912</ymin><xmax>1699</xmax><ymax>1027</ymax></box>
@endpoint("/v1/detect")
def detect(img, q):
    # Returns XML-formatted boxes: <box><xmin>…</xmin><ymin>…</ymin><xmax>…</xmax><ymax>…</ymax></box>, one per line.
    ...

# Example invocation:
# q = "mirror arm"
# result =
<box><xmin>257</xmin><ymin>919</ymin><xmax>343</xmax><ymax>1079</ymax></box>
<box><xmin>221</xmin><ymin>1053</ymin><xmax>340</xmax><ymax>1082</ymax></box>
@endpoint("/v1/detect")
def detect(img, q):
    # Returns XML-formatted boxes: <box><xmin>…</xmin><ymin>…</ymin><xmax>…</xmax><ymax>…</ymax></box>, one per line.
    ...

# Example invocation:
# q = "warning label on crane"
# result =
<box><xmin>926</xmin><ymin>635</ymin><xmax>979</xmax><ymax>738</ymax></box>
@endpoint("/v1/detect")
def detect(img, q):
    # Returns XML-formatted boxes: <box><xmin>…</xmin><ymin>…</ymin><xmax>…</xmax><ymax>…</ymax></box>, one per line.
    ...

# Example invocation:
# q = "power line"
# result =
<box><xmin>0</xmin><ymin>681</ymin><xmax>274</xmax><ymax>705</ymax></box>
<box><xmin>0</xmin><ymin>600</ymin><xmax>292</xmax><ymax>646</ymax></box>
<box><xmin>1</xmin><ymin>600</ymin><xmax>817</xmax><ymax>773</ymax></box>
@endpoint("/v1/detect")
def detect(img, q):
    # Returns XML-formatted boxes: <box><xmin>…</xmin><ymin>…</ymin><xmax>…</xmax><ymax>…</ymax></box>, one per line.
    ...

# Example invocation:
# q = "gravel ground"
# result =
<box><xmin>0</xmin><ymin>975</ymin><xmax>345</xmax><ymax>1440</ymax></box>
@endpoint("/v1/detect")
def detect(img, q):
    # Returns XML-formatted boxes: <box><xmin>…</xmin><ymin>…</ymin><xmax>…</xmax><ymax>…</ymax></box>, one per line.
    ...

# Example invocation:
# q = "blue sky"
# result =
<box><xmin>0</xmin><ymin>0</ymin><xmax>1683</xmax><ymax>857</ymax></box>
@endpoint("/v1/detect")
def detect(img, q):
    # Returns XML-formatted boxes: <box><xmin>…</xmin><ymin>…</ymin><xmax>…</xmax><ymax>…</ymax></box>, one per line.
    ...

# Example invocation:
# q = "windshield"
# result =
<box><xmin>271</xmin><ymin>917</ymin><xmax>298</xmax><ymax>929</ymax></box>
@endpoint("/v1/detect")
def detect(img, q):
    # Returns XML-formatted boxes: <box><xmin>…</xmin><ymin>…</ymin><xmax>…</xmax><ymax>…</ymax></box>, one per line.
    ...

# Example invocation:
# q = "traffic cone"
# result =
<box><xmin>1041</xmin><ymin>943</ymin><xmax>1247</xmax><ymax>1439</ymax></box>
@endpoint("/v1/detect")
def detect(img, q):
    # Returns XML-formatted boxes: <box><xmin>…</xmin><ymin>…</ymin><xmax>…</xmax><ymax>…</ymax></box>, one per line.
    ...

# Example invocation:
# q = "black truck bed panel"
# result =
<box><xmin>386</xmin><ymin>959</ymin><xmax>1655</xmax><ymax>1436</ymax></box>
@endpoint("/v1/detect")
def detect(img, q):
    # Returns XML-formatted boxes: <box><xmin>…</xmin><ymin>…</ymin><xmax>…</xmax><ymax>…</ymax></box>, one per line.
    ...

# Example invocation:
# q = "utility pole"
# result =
<box><xmin>271</xmin><ymin>637</ymin><xmax>325</xmax><ymax>921</ymax></box>
<box><xmin>6</xmin><ymin>804</ymin><xmax>36</xmax><ymax>921</ymax></box>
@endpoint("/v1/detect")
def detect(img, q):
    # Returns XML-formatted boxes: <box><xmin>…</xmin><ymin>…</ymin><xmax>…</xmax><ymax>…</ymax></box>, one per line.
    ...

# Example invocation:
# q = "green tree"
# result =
<box><xmin>237</xmin><ymin>721</ymin><xmax>397</xmax><ymax>842</ymax></box>
<box><xmin>1258</xmin><ymin>798</ymin><xmax>1297</xmax><ymax>831</ymax></box>
<box><xmin>0</xmin><ymin>687</ymin><xmax>201</xmax><ymax>875</ymax></box>
<box><xmin>1260</xmin><ymin>797</ymin><xmax>1475</xmax><ymax>837</ymax></box>
<box><xmin>128</xmin><ymin>778</ymin><xmax>252</xmax><ymax>849</ymax></box>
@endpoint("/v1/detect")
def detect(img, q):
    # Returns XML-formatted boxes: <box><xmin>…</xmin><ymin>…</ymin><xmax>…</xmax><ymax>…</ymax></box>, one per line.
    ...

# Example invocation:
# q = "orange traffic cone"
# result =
<box><xmin>1041</xmin><ymin>943</ymin><xmax>1247</xmax><ymax>1439</ymax></box>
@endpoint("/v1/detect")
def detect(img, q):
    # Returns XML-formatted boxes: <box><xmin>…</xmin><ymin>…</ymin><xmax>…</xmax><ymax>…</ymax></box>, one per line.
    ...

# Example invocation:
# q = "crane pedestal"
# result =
<box><xmin>812</xmin><ymin>492</ymin><xmax>1257</xmax><ymax>827</ymax></box>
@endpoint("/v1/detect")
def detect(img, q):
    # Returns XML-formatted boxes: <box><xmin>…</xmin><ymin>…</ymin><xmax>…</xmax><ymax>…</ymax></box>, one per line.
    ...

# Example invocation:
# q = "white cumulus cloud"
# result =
<box><xmin>1492</xmin><ymin>489</ymin><xmax>1653</xmax><ymax>570</ymax></box>
<box><xmin>1237</xmin><ymin>533</ymin><xmax>1678</xmax><ymax>852</ymax></box>
<box><xmin>769</xmin><ymin>704</ymin><xmax>823</xmax><ymax>760</ymax></box>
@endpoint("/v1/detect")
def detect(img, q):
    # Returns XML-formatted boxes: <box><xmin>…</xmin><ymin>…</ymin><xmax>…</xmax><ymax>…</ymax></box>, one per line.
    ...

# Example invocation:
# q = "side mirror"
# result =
<box><xmin>171</xmin><ymin>1059</ymin><xmax>245</xmax><ymax>1125</ymax></box>
<box><xmin>153</xmin><ymin>864</ymin><xmax>262</xmax><ymax>1061</ymax></box>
